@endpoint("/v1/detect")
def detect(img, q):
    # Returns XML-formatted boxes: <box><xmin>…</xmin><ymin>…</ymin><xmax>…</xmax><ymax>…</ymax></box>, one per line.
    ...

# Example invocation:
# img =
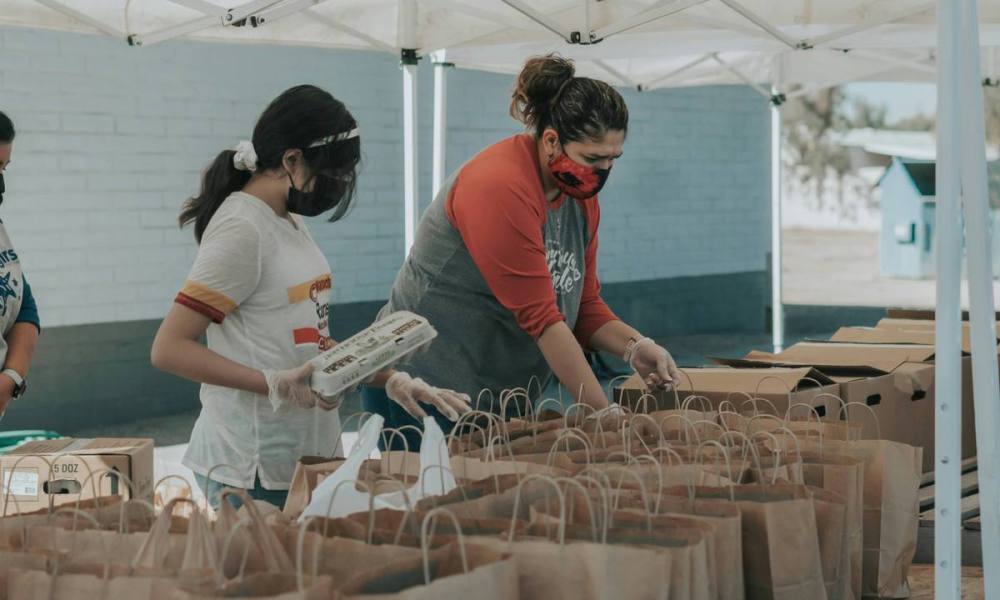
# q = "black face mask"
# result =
<box><xmin>0</xmin><ymin>173</ymin><xmax>5</xmax><ymax>206</ymax></box>
<box><xmin>286</xmin><ymin>172</ymin><xmax>344</xmax><ymax>217</ymax></box>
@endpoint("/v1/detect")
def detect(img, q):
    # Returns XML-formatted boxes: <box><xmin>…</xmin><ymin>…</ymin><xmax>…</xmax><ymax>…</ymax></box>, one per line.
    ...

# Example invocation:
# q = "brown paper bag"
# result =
<box><xmin>6</xmin><ymin>569</ymin><xmax>191</xmax><ymax>600</ymax></box>
<box><xmin>662</xmin><ymin>483</ymin><xmax>827</xmax><ymax>600</ymax></box>
<box><xmin>214</xmin><ymin>491</ymin><xmax>295</xmax><ymax>579</ymax></box>
<box><xmin>531</xmin><ymin>495</ymin><xmax>728</xmax><ymax>600</ymax></box>
<box><xmin>340</xmin><ymin>540</ymin><xmax>518</xmax><ymax>600</ymax></box>
<box><xmin>621</xmin><ymin>492</ymin><xmax>745</xmax><ymax>600</ymax></box>
<box><xmin>809</xmin><ymin>487</ymin><xmax>849</xmax><ymax>600</ymax></box>
<box><xmin>275</xmin><ymin>521</ymin><xmax>421</xmax><ymax>587</ymax></box>
<box><xmin>172</xmin><ymin>573</ymin><xmax>334</xmax><ymax>600</ymax></box>
<box><xmin>770</xmin><ymin>436</ymin><xmax>922</xmax><ymax>599</ymax></box>
<box><xmin>798</xmin><ymin>451</ymin><xmax>865</xmax><ymax>600</ymax></box>
<box><xmin>527</xmin><ymin>521</ymin><xmax>711</xmax><ymax>600</ymax></box>
<box><xmin>466</xmin><ymin>535</ymin><xmax>671</xmax><ymax>600</ymax></box>
<box><xmin>0</xmin><ymin>553</ymin><xmax>48</xmax><ymax>600</ymax></box>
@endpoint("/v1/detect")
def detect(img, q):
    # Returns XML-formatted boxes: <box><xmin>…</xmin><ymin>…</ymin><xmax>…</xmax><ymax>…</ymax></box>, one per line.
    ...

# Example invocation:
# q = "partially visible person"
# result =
<box><xmin>0</xmin><ymin>111</ymin><xmax>40</xmax><ymax>421</ymax></box>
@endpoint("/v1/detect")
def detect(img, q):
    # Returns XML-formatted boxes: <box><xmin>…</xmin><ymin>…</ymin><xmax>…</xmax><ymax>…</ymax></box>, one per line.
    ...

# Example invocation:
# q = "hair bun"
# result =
<box><xmin>510</xmin><ymin>54</ymin><xmax>575</xmax><ymax>129</ymax></box>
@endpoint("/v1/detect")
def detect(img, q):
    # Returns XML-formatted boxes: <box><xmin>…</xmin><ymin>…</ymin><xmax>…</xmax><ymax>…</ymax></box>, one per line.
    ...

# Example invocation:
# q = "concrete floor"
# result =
<box><xmin>783</xmin><ymin>228</ymin><xmax>1000</xmax><ymax>309</ymax></box>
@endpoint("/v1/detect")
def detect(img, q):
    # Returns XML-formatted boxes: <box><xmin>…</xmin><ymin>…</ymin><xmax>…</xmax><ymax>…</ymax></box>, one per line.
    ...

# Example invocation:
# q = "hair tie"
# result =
<box><xmin>233</xmin><ymin>140</ymin><xmax>258</xmax><ymax>172</ymax></box>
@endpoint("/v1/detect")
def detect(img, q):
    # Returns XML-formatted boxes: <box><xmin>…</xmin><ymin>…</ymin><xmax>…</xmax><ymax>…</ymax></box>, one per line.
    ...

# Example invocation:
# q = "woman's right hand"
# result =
<box><xmin>263</xmin><ymin>363</ymin><xmax>342</xmax><ymax>412</ymax></box>
<box><xmin>385</xmin><ymin>371</ymin><xmax>471</xmax><ymax>421</ymax></box>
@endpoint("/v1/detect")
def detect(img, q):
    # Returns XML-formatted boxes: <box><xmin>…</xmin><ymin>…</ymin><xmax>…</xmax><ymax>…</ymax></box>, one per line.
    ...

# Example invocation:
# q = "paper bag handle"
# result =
<box><xmin>508</xmin><ymin>474</ymin><xmax>565</xmax><ymax>545</ymax></box>
<box><xmin>421</xmin><ymin>508</ymin><xmax>469</xmax><ymax>585</ymax></box>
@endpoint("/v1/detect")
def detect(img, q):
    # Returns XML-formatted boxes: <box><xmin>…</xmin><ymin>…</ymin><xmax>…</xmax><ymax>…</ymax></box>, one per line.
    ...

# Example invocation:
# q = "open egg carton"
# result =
<box><xmin>309</xmin><ymin>311</ymin><xmax>437</xmax><ymax>398</ymax></box>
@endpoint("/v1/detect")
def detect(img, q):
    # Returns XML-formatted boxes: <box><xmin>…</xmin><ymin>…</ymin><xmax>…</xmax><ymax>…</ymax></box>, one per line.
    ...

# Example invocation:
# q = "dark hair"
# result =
<box><xmin>180</xmin><ymin>85</ymin><xmax>360</xmax><ymax>243</ymax></box>
<box><xmin>510</xmin><ymin>54</ymin><xmax>628</xmax><ymax>143</ymax></box>
<box><xmin>0</xmin><ymin>111</ymin><xmax>14</xmax><ymax>144</ymax></box>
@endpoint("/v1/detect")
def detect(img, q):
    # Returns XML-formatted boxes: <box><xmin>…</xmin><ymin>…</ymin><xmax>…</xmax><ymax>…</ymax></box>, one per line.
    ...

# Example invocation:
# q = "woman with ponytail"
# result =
<box><xmin>151</xmin><ymin>85</ymin><xmax>469</xmax><ymax>509</ymax></box>
<box><xmin>364</xmin><ymin>55</ymin><xmax>681</xmax><ymax>450</ymax></box>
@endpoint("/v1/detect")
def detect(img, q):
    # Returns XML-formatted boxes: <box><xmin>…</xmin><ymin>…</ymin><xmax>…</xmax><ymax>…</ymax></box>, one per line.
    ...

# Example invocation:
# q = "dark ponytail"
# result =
<box><xmin>510</xmin><ymin>54</ymin><xmax>628</xmax><ymax>143</ymax></box>
<box><xmin>180</xmin><ymin>85</ymin><xmax>360</xmax><ymax>243</ymax></box>
<box><xmin>179</xmin><ymin>150</ymin><xmax>251</xmax><ymax>243</ymax></box>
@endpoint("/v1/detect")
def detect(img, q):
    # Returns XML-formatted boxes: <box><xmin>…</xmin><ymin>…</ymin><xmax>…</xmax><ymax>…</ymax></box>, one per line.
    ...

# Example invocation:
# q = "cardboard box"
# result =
<box><xmin>713</xmin><ymin>341</ymin><xmax>941</xmax><ymax>376</ymax></box>
<box><xmin>872</xmin><ymin>319</ymin><xmax>1000</xmax><ymax>351</ymax></box>
<box><xmin>615</xmin><ymin>367</ymin><xmax>843</xmax><ymax>419</ymax></box>
<box><xmin>714</xmin><ymin>342</ymin><xmax>976</xmax><ymax>472</ymax></box>
<box><xmin>885</xmin><ymin>308</ymin><xmax>1000</xmax><ymax>321</ymax></box>
<box><xmin>0</xmin><ymin>438</ymin><xmax>153</xmax><ymax>515</ymax></box>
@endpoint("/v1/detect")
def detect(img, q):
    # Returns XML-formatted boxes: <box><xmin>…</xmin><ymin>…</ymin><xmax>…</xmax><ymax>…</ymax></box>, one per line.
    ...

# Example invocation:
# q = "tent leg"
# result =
<box><xmin>934</xmin><ymin>0</ymin><xmax>964</xmax><ymax>597</ymax></box>
<box><xmin>770</xmin><ymin>94</ymin><xmax>784</xmax><ymax>353</ymax></box>
<box><xmin>956</xmin><ymin>1</ymin><xmax>1000</xmax><ymax>597</ymax></box>
<box><xmin>432</xmin><ymin>58</ymin><xmax>453</xmax><ymax>199</ymax></box>
<box><xmin>402</xmin><ymin>50</ymin><xmax>419</xmax><ymax>256</ymax></box>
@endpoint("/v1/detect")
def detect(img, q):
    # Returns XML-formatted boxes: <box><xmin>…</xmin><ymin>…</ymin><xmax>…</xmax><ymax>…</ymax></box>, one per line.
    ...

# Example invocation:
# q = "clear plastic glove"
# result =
<box><xmin>262</xmin><ymin>363</ymin><xmax>343</xmax><ymax>412</ymax></box>
<box><xmin>385</xmin><ymin>372</ymin><xmax>472</xmax><ymax>422</ymax></box>
<box><xmin>629</xmin><ymin>339</ymin><xmax>682</xmax><ymax>391</ymax></box>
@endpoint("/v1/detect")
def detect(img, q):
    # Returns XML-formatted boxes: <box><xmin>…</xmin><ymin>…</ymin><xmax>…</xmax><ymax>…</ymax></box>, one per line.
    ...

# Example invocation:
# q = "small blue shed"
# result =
<box><xmin>879</xmin><ymin>157</ymin><xmax>1000</xmax><ymax>279</ymax></box>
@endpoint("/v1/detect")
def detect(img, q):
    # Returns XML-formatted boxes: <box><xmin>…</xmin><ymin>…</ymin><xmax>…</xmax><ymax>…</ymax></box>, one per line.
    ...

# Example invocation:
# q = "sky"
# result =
<box><xmin>842</xmin><ymin>82</ymin><xmax>937</xmax><ymax>123</ymax></box>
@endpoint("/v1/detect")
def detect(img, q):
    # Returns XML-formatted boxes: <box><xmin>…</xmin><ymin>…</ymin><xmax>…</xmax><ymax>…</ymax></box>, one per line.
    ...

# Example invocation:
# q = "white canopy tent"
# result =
<box><xmin>0</xmin><ymin>1</ymin><xmax>997</xmax><ymax>596</ymax></box>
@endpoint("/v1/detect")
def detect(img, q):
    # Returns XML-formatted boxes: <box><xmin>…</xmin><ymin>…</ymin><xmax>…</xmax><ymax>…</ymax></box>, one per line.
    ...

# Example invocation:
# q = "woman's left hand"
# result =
<box><xmin>630</xmin><ymin>340</ymin><xmax>681</xmax><ymax>391</ymax></box>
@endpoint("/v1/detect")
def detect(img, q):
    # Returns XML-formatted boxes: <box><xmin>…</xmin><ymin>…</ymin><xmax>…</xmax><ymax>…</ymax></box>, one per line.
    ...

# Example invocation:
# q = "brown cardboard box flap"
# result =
<box><xmin>873</xmin><ymin>320</ymin><xmax>1000</xmax><ymax>351</ymax></box>
<box><xmin>8</xmin><ymin>438</ymin><xmax>151</xmax><ymax>457</ymax></box>
<box><xmin>713</xmin><ymin>341</ymin><xmax>940</xmax><ymax>376</ymax></box>
<box><xmin>621</xmin><ymin>367</ymin><xmax>834</xmax><ymax>394</ymax></box>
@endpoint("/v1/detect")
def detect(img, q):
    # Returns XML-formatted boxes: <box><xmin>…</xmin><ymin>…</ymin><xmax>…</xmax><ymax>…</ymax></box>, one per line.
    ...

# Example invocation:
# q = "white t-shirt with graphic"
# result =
<box><xmin>176</xmin><ymin>192</ymin><xmax>342</xmax><ymax>490</ymax></box>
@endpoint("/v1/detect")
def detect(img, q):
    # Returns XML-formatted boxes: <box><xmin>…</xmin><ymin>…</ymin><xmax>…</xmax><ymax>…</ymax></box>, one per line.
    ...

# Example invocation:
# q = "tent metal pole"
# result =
<box><xmin>500</xmin><ymin>0</ymin><xmax>574</xmax><ymax>42</ymax></box>
<box><xmin>167</xmin><ymin>0</ymin><xmax>226</xmax><ymax>15</ymax></box>
<box><xmin>593</xmin><ymin>0</ymin><xmax>707</xmax><ymax>41</ymax></box>
<box><xmin>847</xmin><ymin>49</ymin><xmax>936</xmax><ymax>75</ymax></box>
<box><xmin>717</xmin><ymin>0</ymin><xmax>798</xmax><ymax>49</ymax></box>
<box><xmin>305</xmin><ymin>8</ymin><xmax>396</xmax><ymax>53</ymax></box>
<box><xmin>770</xmin><ymin>89</ymin><xmax>783</xmax><ymax>353</ymax></box>
<box><xmin>592</xmin><ymin>60</ymin><xmax>639</xmax><ymax>88</ymax></box>
<box><xmin>711</xmin><ymin>54</ymin><xmax>772</xmax><ymax>99</ymax></box>
<box><xmin>250</xmin><ymin>0</ymin><xmax>336</xmax><ymax>26</ymax></box>
<box><xmin>933</xmin><ymin>0</ymin><xmax>964</xmax><ymax>596</ymax></box>
<box><xmin>402</xmin><ymin>50</ymin><xmax>420</xmax><ymax>256</ymax></box>
<box><xmin>808</xmin><ymin>1</ymin><xmax>936</xmax><ymax>48</ymax></box>
<box><xmin>128</xmin><ymin>0</ymin><xmax>283</xmax><ymax>46</ymax></box>
<box><xmin>642</xmin><ymin>53</ymin><xmax>713</xmax><ymax>89</ymax></box>
<box><xmin>956</xmin><ymin>1</ymin><xmax>1000</xmax><ymax>597</ymax></box>
<box><xmin>432</xmin><ymin>55</ymin><xmax>453</xmax><ymax>199</ymax></box>
<box><xmin>35</xmin><ymin>0</ymin><xmax>124</xmax><ymax>37</ymax></box>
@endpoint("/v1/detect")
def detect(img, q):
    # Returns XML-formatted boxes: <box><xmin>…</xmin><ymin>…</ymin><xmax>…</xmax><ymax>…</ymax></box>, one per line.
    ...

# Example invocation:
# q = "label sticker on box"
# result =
<box><xmin>3</xmin><ymin>469</ymin><xmax>39</xmax><ymax>498</ymax></box>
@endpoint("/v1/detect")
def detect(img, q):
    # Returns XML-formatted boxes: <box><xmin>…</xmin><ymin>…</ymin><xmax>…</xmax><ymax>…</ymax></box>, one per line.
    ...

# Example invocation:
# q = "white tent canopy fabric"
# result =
<box><xmin>0</xmin><ymin>2</ymin><xmax>997</xmax><ymax>597</ymax></box>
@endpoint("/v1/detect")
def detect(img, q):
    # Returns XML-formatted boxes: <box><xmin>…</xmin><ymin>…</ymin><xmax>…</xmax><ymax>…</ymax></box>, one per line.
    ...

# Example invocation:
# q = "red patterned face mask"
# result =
<box><xmin>547</xmin><ymin>152</ymin><xmax>611</xmax><ymax>200</ymax></box>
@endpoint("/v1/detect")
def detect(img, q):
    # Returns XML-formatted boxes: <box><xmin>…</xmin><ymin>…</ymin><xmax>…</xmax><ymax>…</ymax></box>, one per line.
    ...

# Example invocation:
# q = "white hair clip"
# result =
<box><xmin>233</xmin><ymin>140</ymin><xmax>258</xmax><ymax>172</ymax></box>
<box><xmin>308</xmin><ymin>128</ymin><xmax>360</xmax><ymax>148</ymax></box>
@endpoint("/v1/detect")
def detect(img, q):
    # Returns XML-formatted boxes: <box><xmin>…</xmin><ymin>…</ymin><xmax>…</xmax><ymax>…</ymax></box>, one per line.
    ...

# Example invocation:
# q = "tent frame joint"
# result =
<box><xmin>400</xmin><ymin>48</ymin><xmax>420</xmax><ymax>66</ymax></box>
<box><xmin>770</xmin><ymin>93</ymin><xmax>786</xmax><ymax>107</ymax></box>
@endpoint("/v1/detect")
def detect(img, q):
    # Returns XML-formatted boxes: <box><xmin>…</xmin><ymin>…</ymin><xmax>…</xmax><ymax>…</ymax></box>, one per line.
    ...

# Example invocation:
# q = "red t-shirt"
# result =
<box><xmin>444</xmin><ymin>134</ymin><xmax>617</xmax><ymax>345</ymax></box>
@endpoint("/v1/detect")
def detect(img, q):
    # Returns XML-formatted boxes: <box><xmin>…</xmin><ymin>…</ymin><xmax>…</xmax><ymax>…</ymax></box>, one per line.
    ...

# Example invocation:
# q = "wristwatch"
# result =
<box><xmin>2</xmin><ymin>368</ymin><xmax>26</xmax><ymax>399</ymax></box>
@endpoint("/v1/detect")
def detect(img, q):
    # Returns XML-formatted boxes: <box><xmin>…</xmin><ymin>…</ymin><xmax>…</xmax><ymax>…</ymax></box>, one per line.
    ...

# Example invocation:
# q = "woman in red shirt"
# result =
<box><xmin>365</xmin><ymin>55</ymin><xmax>680</xmax><ymax>449</ymax></box>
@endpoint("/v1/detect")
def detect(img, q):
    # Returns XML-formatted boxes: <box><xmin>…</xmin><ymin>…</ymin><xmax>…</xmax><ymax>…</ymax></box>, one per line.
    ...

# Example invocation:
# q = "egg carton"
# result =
<box><xmin>309</xmin><ymin>311</ymin><xmax>437</xmax><ymax>398</ymax></box>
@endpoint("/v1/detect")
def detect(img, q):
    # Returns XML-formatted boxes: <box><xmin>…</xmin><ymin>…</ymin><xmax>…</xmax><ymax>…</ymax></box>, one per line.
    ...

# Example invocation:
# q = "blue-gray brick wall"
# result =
<box><xmin>1</xmin><ymin>25</ymin><xmax>770</xmax><ymax>327</ymax></box>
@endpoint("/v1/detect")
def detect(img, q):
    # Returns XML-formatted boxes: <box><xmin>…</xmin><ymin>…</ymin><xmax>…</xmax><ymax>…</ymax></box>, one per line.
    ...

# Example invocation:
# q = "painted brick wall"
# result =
<box><xmin>0</xmin><ymin>25</ymin><xmax>770</xmax><ymax>329</ymax></box>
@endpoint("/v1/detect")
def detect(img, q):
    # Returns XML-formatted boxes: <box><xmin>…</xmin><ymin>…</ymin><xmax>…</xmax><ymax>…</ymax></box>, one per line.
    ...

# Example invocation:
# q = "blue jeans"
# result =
<box><xmin>193</xmin><ymin>473</ymin><xmax>289</xmax><ymax>512</ymax></box>
<box><xmin>361</xmin><ymin>386</ymin><xmax>455</xmax><ymax>452</ymax></box>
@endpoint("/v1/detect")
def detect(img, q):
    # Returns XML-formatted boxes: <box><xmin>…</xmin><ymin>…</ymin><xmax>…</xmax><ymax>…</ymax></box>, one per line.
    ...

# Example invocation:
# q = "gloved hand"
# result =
<box><xmin>627</xmin><ymin>338</ymin><xmax>682</xmax><ymax>391</ymax></box>
<box><xmin>262</xmin><ymin>363</ymin><xmax>342</xmax><ymax>412</ymax></box>
<box><xmin>385</xmin><ymin>371</ymin><xmax>472</xmax><ymax>421</ymax></box>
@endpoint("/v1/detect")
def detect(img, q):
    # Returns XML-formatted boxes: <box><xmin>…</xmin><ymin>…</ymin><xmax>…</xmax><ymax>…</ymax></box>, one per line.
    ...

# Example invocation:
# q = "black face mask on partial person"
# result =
<box><xmin>286</xmin><ymin>173</ymin><xmax>345</xmax><ymax>218</ymax></box>
<box><xmin>0</xmin><ymin>173</ymin><xmax>5</xmax><ymax>206</ymax></box>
